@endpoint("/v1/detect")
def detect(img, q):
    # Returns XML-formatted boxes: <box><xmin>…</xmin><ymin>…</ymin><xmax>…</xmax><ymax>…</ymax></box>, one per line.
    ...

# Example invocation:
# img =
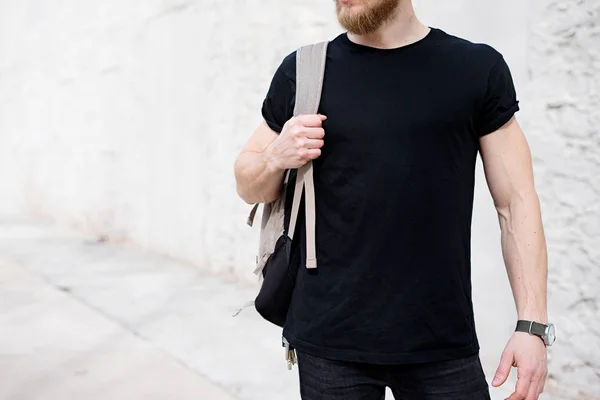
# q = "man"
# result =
<box><xmin>234</xmin><ymin>0</ymin><xmax>552</xmax><ymax>399</ymax></box>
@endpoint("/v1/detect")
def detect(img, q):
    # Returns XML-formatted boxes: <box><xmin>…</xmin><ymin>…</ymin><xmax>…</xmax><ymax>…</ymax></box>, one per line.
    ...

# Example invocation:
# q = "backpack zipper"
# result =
<box><xmin>282</xmin><ymin>336</ymin><xmax>297</xmax><ymax>370</ymax></box>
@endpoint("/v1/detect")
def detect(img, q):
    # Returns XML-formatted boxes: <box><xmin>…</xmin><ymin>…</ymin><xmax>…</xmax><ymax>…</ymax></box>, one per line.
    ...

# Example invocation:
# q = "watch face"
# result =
<box><xmin>545</xmin><ymin>324</ymin><xmax>556</xmax><ymax>346</ymax></box>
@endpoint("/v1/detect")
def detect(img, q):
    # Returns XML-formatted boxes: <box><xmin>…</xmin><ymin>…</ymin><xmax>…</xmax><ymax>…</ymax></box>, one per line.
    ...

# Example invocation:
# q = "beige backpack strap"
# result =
<box><xmin>247</xmin><ymin>203</ymin><xmax>260</xmax><ymax>227</ymax></box>
<box><xmin>288</xmin><ymin>168</ymin><xmax>305</xmax><ymax>240</ymax></box>
<box><xmin>288</xmin><ymin>41</ymin><xmax>328</xmax><ymax>269</ymax></box>
<box><xmin>303</xmin><ymin>164</ymin><xmax>317</xmax><ymax>269</ymax></box>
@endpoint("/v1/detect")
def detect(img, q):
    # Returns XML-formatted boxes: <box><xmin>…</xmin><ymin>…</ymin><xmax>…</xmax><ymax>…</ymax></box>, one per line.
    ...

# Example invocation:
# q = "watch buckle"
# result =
<box><xmin>528</xmin><ymin>320</ymin><xmax>535</xmax><ymax>335</ymax></box>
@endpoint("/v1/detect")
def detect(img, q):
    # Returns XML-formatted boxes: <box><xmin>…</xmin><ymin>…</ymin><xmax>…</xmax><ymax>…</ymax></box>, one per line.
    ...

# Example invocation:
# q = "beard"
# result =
<box><xmin>335</xmin><ymin>0</ymin><xmax>400</xmax><ymax>35</ymax></box>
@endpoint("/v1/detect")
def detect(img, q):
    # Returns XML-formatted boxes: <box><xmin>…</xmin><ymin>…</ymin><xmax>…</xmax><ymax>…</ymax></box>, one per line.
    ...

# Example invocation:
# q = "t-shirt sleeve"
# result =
<box><xmin>261</xmin><ymin>57</ymin><xmax>296</xmax><ymax>134</ymax></box>
<box><xmin>475</xmin><ymin>55</ymin><xmax>520</xmax><ymax>136</ymax></box>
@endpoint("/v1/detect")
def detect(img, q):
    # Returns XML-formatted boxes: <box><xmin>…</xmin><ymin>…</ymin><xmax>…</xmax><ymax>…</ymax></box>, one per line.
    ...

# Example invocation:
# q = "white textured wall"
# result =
<box><xmin>0</xmin><ymin>0</ymin><xmax>337</xmax><ymax>281</ymax></box>
<box><xmin>525</xmin><ymin>0</ymin><xmax>600</xmax><ymax>397</ymax></box>
<box><xmin>0</xmin><ymin>1</ymin><xmax>598</xmax><ymax>398</ymax></box>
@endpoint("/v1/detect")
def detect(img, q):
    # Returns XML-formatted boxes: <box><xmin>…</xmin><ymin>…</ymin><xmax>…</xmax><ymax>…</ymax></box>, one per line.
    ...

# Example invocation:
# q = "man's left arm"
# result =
<box><xmin>479</xmin><ymin>117</ymin><xmax>549</xmax><ymax>400</ymax></box>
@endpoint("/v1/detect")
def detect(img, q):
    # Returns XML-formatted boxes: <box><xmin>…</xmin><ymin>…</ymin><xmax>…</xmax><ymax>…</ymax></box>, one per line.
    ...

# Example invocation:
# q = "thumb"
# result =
<box><xmin>492</xmin><ymin>350</ymin><xmax>513</xmax><ymax>387</ymax></box>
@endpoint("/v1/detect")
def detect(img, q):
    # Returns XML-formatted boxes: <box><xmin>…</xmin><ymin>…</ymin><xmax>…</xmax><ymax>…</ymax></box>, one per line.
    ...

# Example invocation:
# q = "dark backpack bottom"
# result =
<box><xmin>255</xmin><ymin>234</ymin><xmax>299</xmax><ymax>327</ymax></box>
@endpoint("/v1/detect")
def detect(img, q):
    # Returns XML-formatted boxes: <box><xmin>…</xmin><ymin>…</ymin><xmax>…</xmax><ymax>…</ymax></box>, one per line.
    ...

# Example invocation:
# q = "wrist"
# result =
<box><xmin>262</xmin><ymin>147</ymin><xmax>283</xmax><ymax>173</ymax></box>
<box><xmin>515</xmin><ymin>319</ymin><xmax>556</xmax><ymax>346</ymax></box>
<box><xmin>517</xmin><ymin>312</ymin><xmax>548</xmax><ymax>324</ymax></box>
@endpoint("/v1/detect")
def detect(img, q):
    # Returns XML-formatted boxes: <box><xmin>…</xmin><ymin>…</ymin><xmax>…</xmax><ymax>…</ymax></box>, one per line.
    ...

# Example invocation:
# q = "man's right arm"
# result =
<box><xmin>234</xmin><ymin>115</ymin><xmax>326</xmax><ymax>205</ymax></box>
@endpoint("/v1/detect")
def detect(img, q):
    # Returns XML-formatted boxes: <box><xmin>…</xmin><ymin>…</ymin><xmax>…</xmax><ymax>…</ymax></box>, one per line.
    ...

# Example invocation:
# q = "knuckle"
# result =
<box><xmin>291</xmin><ymin>126</ymin><xmax>302</xmax><ymax>136</ymax></box>
<box><xmin>296</xmin><ymin>137</ymin><xmax>307</xmax><ymax>148</ymax></box>
<box><xmin>283</xmin><ymin>119</ymin><xmax>294</xmax><ymax>131</ymax></box>
<box><xmin>521</xmin><ymin>367</ymin><xmax>534</xmax><ymax>376</ymax></box>
<box><xmin>535</xmin><ymin>370</ymin><xmax>545</xmax><ymax>378</ymax></box>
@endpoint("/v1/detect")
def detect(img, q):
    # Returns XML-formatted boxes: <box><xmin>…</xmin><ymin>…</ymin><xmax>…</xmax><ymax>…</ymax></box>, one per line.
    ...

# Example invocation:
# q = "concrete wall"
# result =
<box><xmin>0</xmin><ymin>0</ymin><xmax>597</xmax><ymax>398</ymax></box>
<box><xmin>525</xmin><ymin>0</ymin><xmax>600</xmax><ymax>397</ymax></box>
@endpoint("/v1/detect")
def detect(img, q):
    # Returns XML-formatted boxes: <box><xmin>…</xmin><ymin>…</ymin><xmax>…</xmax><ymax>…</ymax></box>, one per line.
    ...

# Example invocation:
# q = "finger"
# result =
<box><xmin>525</xmin><ymin>375</ymin><xmax>541</xmax><ymax>400</ymax></box>
<box><xmin>294</xmin><ymin>114</ymin><xmax>327</xmax><ymax>127</ymax></box>
<box><xmin>306</xmin><ymin>148</ymin><xmax>321</xmax><ymax>160</ymax></box>
<box><xmin>304</xmin><ymin>139</ymin><xmax>324</xmax><ymax>150</ymax></box>
<box><xmin>507</xmin><ymin>370</ymin><xmax>533</xmax><ymax>400</ymax></box>
<box><xmin>536</xmin><ymin>370</ymin><xmax>547</xmax><ymax>396</ymax></box>
<box><xmin>303</xmin><ymin>127</ymin><xmax>325</xmax><ymax>139</ymax></box>
<box><xmin>299</xmin><ymin>148</ymin><xmax>322</xmax><ymax>162</ymax></box>
<box><xmin>492</xmin><ymin>351</ymin><xmax>514</xmax><ymax>387</ymax></box>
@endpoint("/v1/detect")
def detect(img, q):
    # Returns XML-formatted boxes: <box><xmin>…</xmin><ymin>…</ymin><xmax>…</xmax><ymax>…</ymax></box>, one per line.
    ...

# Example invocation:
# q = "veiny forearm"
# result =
<box><xmin>234</xmin><ymin>151</ymin><xmax>286</xmax><ymax>205</ymax></box>
<box><xmin>497</xmin><ymin>191</ymin><xmax>548</xmax><ymax>322</ymax></box>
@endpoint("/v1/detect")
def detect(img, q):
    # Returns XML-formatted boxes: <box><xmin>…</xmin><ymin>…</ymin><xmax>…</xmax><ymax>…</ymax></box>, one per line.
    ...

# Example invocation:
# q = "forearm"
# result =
<box><xmin>234</xmin><ymin>151</ymin><xmax>286</xmax><ymax>205</ymax></box>
<box><xmin>497</xmin><ymin>191</ymin><xmax>548</xmax><ymax>322</ymax></box>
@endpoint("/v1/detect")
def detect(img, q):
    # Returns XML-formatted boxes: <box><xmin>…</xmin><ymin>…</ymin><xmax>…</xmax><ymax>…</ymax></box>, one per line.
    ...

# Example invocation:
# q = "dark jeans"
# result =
<box><xmin>297</xmin><ymin>351</ymin><xmax>491</xmax><ymax>400</ymax></box>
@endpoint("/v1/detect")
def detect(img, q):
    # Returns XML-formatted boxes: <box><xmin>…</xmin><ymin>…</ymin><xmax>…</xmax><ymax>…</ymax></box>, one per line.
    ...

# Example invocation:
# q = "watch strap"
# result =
<box><xmin>516</xmin><ymin>320</ymin><xmax>547</xmax><ymax>337</ymax></box>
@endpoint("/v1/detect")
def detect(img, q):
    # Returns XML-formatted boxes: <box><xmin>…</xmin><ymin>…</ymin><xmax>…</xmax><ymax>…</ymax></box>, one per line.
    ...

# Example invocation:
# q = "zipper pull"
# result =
<box><xmin>283</xmin><ymin>337</ymin><xmax>291</xmax><ymax>370</ymax></box>
<box><xmin>290</xmin><ymin>347</ymin><xmax>297</xmax><ymax>366</ymax></box>
<box><xmin>283</xmin><ymin>336</ymin><xmax>295</xmax><ymax>370</ymax></box>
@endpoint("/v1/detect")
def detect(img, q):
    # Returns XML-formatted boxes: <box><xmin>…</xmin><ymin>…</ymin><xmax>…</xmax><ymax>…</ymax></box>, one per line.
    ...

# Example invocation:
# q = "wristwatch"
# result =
<box><xmin>515</xmin><ymin>320</ymin><xmax>556</xmax><ymax>346</ymax></box>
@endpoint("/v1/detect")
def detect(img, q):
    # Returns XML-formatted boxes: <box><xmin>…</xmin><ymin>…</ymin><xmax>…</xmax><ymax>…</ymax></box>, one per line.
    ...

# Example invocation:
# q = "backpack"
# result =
<box><xmin>234</xmin><ymin>41</ymin><xmax>329</xmax><ymax>369</ymax></box>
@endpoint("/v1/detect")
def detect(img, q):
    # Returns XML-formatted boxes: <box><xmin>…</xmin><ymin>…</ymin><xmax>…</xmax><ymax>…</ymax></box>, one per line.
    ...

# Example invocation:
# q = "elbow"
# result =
<box><xmin>236</xmin><ymin>182</ymin><xmax>281</xmax><ymax>205</ymax></box>
<box><xmin>234</xmin><ymin>165</ymin><xmax>254</xmax><ymax>205</ymax></box>
<box><xmin>494</xmin><ymin>200</ymin><xmax>510</xmax><ymax>220</ymax></box>
<box><xmin>494</xmin><ymin>188</ymin><xmax>541</xmax><ymax>218</ymax></box>
<box><xmin>234</xmin><ymin>169</ymin><xmax>256</xmax><ymax>205</ymax></box>
<box><xmin>233</xmin><ymin>156</ymin><xmax>281</xmax><ymax>205</ymax></box>
<box><xmin>236</xmin><ymin>183</ymin><xmax>257</xmax><ymax>205</ymax></box>
<box><xmin>235</xmin><ymin>174</ymin><xmax>277</xmax><ymax>204</ymax></box>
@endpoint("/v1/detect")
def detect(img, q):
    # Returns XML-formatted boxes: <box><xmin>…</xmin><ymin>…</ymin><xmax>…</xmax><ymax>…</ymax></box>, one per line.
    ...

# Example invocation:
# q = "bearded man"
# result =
<box><xmin>234</xmin><ymin>1</ymin><xmax>553</xmax><ymax>399</ymax></box>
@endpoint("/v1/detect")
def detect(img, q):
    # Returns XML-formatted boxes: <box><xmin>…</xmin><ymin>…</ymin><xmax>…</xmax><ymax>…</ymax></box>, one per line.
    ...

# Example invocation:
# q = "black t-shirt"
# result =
<box><xmin>261</xmin><ymin>28</ymin><xmax>519</xmax><ymax>364</ymax></box>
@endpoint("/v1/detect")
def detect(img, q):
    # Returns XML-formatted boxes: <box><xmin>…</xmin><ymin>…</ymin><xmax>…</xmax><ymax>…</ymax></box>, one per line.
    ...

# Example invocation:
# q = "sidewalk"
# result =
<box><xmin>0</xmin><ymin>216</ymin><xmax>515</xmax><ymax>400</ymax></box>
<box><xmin>0</xmin><ymin>216</ymin><xmax>301</xmax><ymax>400</ymax></box>
<box><xmin>0</xmin><ymin>258</ymin><xmax>237</xmax><ymax>400</ymax></box>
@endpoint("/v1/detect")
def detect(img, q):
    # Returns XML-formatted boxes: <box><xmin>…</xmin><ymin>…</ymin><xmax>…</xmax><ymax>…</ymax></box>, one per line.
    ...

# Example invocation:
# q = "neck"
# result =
<box><xmin>347</xmin><ymin>2</ymin><xmax>429</xmax><ymax>49</ymax></box>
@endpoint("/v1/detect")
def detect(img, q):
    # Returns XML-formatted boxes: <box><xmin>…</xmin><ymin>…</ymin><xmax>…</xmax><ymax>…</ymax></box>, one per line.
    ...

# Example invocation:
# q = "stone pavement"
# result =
<box><xmin>0</xmin><ymin>258</ymin><xmax>235</xmax><ymax>400</ymax></box>
<box><xmin>0</xmin><ymin>216</ymin><xmax>517</xmax><ymax>400</ymax></box>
